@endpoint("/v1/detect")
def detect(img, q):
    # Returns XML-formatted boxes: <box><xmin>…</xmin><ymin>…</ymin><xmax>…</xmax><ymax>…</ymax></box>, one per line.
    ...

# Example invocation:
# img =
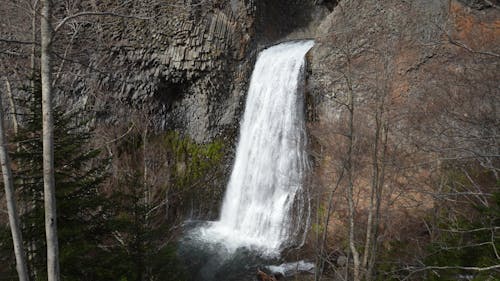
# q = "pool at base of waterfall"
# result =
<box><xmin>178</xmin><ymin>221</ymin><xmax>315</xmax><ymax>281</ymax></box>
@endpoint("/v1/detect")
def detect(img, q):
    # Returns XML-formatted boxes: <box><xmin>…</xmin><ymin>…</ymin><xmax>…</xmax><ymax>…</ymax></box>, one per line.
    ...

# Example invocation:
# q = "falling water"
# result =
<box><xmin>197</xmin><ymin>40</ymin><xmax>314</xmax><ymax>257</ymax></box>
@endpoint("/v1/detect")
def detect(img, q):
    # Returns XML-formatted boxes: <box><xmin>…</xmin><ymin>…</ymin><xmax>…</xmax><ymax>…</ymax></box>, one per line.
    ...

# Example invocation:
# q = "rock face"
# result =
<box><xmin>82</xmin><ymin>0</ymin><xmax>256</xmax><ymax>142</ymax></box>
<box><xmin>308</xmin><ymin>0</ymin><xmax>499</xmax><ymax>122</ymax></box>
<box><xmin>66</xmin><ymin>0</ymin><xmax>327</xmax><ymax>143</ymax></box>
<box><xmin>459</xmin><ymin>0</ymin><xmax>500</xmax><ymax>9</ymax></box>
<box><xmin>62</xmin><ymin>0</ymin><xmax>496</xmax><ymax>151</ymax></box>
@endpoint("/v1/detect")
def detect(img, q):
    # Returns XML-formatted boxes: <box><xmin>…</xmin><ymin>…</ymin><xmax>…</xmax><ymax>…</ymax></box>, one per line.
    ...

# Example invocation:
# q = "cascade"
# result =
<box><xmin>198</xmin><ymin>40</ymin><xmax>314</xmax><ymax>257</ymax></box>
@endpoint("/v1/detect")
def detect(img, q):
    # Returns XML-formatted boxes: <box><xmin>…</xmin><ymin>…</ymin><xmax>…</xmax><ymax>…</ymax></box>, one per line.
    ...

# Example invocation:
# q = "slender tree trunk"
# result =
<box><xmin>4</xmin><ymin>78</ymin><xmax>19</xmax><ymax>135</ymax></box>
<box><xmin>40</xmin><ymin>1</ymin><xmax>60</xmax><ymax>280</ymax></box>
<box><xmin>362</xmin><ymin>112</ymin><xmax>379</xmax><ymax>273</ymax></box>
<box><xmin>367</xmin><ymin>121</ymin><xmax>388</xmax><ymax>279</ymax></box>
<box><xmin>0</xmin><ymin>94</ymin><xmax>30</xmax><ymax>281</ymax></box>
<box><xmin>314</xmin><ymin>181</ymin><xmax>322</xmax><ymax>281</ymax></box>
<box><xmin>362</xmin><ymin>95</ymin><xmax>383</xmax><ymax>280</ymax></box>
<box><xmin>316</xmin><ymin>168</ymin><xmax>345</xmax><ymax>281</ymax></box>
<box><xmin>143</xmin><ymin>125</ymin><xmax>151</xmax><ymax>223</ymax></box>
<box><xmin>28</xmin><ymin>3</ymin><xmax>39</xmax><ymax>280</ymax></box>
<box><xmin>345</xmin><ymin>71</ymin><xmax>360</xmax><ymax>281</ymax></box>
<box><xmin>31</xmin><ymin>0</ymin><xmax>38</xmax><ymax>84</ymax></box>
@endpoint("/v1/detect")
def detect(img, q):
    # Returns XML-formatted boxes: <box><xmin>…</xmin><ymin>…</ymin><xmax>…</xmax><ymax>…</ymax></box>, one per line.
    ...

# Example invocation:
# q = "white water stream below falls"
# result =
<box><xmin>197</xmin><ymin>40</ymin><xmax>314</xmax><ymax>257</ymax></box>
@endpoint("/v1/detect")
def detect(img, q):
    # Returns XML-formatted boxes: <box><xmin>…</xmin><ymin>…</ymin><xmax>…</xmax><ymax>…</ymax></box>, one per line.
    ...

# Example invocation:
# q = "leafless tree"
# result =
<box><xmin>0</xmin><ymin>89</ymin><xmax>30</xmax><ymax>281</ymax></box>
<box><xmin>40</xmin><ymin>1</ymin><xmax>60</xmax><ymax>280</ymax></box>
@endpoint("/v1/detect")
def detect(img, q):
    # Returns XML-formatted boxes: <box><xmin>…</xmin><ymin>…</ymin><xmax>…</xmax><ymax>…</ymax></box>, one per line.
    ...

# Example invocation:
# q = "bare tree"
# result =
<box><xmin>0</xmin><ymin>92</ymin><xmax>30</xmax><ymax>281</ymax></box>
<box><xmin>309</xmin><ymin>2</ymin><xmax>420</xmax><ymax>280</ymax></box>
<box><xmin>40</xmin><ymin>1</ymin><xmax>60</xmax><ymax>280</ymax></box>
<box><xmin>345</xmin><ymin>50</ymin><xmax>361</xmax><ymax>281</ymax></box>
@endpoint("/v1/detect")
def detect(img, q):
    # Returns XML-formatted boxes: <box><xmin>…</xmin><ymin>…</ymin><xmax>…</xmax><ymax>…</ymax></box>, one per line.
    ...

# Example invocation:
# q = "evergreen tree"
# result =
<box><xmin>4</xmin><ymin>78</ymin><xmax>114</xmax><ymax>280</ymax></box>
<box><xmin>110</xmin><ymin>172</ymin><xmax>188</xmax><ymax>281</ymax></box>
<box><xmin>0</xmin><ymin>79</ymin><xmax>214</xmax><ymax>281</ymax></box>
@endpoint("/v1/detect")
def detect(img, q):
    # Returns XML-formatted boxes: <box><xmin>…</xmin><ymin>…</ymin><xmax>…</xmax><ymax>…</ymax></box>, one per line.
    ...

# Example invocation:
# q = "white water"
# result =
<box><xmin>198</xmin><ymin>40</ymin><xmax>314</xmax><ymax>257</ymax></box>
<box><xmin>267</xmin><ymin>261</ymin><xmax>315</xmax><ymax>276</ymax></box>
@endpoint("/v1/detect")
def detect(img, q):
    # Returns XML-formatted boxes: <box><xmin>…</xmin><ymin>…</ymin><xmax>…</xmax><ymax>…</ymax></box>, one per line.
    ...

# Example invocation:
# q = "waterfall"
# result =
<box><xmin>199</xmin><ymin>40</ymin><xmax>314</xmax><ymax>257</ymax></box>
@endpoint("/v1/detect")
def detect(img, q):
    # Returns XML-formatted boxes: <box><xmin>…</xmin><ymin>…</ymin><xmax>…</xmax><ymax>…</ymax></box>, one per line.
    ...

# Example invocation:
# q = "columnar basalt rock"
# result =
<box><xmin>80</xmin><ymin>1</ymin><xmax>257</xmax><ymax>142</ymax></box>
<box><xmin>60</xmin><ymin>0</ymin><xmax>324</xmax><ymax>143</ymax></box>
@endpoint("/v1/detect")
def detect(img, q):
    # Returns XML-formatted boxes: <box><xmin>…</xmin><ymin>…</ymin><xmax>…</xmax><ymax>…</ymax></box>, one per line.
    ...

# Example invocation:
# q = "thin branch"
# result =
<box><xmin>53</xmin><ymin>12</ymin><xmax>151</xmax><ymax>34</ymax></box>
<box><xmin>447</xmin><ymin>34</ymin><xmax>500</xmax><ymax>58</ymax></box>
<box><xmin>404</xmin><ymin>264</ymin><xmax>500</xmax><ymax>280</ymax></box>
<box><xmin>0</xmin><ymin>38</ymin><xmax>39</xmax><ymax>46</ymax></box>
<box><xmin>112</xmin><ymin>231</ymin><xmax>127</xmax><ymax>249</ymax></box>
<box><xmin>437</xmin><ymin>241</ymin><xmax>497</xmax><ymax>251</ymax></box>
<box><xmin>0</xmin><ymin>50</ymin><xmax>29</xmax><ymax>57</ymax></box>
<box><xmin>52</xmin><ymin>25</ymin><xmax>79</xmax><ymax>87</ymax></box>
<box><xmin>491</xmin><ymin>228</ymin><xmax>500</xmax><ymax>260</ymax></box>
<box><xmin>101</xmin><ymin>123</ymin><xmax>136</xmax><ymax>147</ymax></box>
<box><xmin>442</xmin><ymin>227</ymin><xmax>500</xmax><ymax>233</ymax></box>
<box><xmin>3</xmin><ymin>77</ymin><xmax>18</xmax><ymax>135</ymax></box>
<box><xmin>484</xmin><ymin>0</ymin><xmax>500</xmax><ymax>9</ymax></box>
<box><xmin>160</xmin><ymin>0</ymin><xmax>212</xmax><ymax>9</ymax></box>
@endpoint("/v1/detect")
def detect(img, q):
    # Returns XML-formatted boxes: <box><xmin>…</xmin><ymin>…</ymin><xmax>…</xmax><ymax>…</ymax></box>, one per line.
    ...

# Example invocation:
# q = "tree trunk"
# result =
<box><xmin>316</xmin><ymin>168</ymin><xmax>345</xmax><ymax>281</ymax></box>
<box><xmin>40</xmin><ymin>1</ymin><xmax>60</xmax><ymax>280</ymax></box>
<box><xmin>0</xmin><ymin>94</ymin><xmax>30</xmax><ymax>281</ymax></box>
<box><xmin>28</xmin><ymin>2</ymin><xmax>39</xmax><ymax>277</ymax></box>
<box><xmin>4</xmin><ymin>78</ymin><xmax>19</xmax><ymax>135</ymax></box>
<box><xmin>362</xmin><ymin>92</ymin><xmax>384</xmax><ymax>281</ymax></box>
<box><xmin>345</xmin><ymin>69</ymin><xmax>360</xmax><ymax>281</ymax></box>
<box><xmin>31</xmin><ymin>0</ymin><xmax>38</xmax><ymax>85</ymax></box>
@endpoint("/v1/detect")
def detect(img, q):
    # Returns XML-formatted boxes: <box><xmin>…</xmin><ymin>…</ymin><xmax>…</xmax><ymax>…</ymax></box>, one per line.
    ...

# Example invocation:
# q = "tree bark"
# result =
<box><xmin>316</xmin><ymin>168</ymin><xmax>345</xmax><ymax>281</ymax></box>
<box><xmin>362</xmin><ymin>86</ymin><xmax>386</xmax><ymax>281</ymax></box>
<box><xmin>31</xmin><ymin>0</ymin><xmax>38</xmax><ymax>85</ymax></box>
<box><xmin>0</xmin><ymin>93</ymin><xmax>30</xmax><ymax>281</ymax></box>
<box><xmin>4</xmin><ymin>78</ymin><xmax>19</xmax><ymax>135</ymax></box>
<box><xmin>345</xmin><ymin>64</ymin><xmax>360</xmax><ymax>281</ymax></box>
<box><xmin>40</xmin><ymin>0</ymin><xmax>60</xmax><ymax>280</ymax></box>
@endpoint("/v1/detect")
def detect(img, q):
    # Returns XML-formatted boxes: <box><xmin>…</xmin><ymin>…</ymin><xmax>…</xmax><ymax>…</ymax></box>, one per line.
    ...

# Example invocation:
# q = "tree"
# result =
<box><xmin>101</xmin><ymin>119</ymin><xmax>225</xmax><ymax>280</ymax></box>
<box><xmin>2</xmin><ymin>2</ymin><xmax>152</xmax><ymax>279</ymax></box>
<box><xmin>40</xmin><ymin>0</ymin><xmax>59</xmax><ymax>280</ymax></box>
<box><xmin>5</xmin><ymin>77</ymin><xmax>117</xmax><ymax>281</ymax></box>
<box><xmin>309</xmin><ymin>2</ymin><xmax>424</xmax><ymax>280</ymax></box>
<box><xmin>0</xmin><ymin>89</ymin><xmax>30</xmax><ymax>281</ymax></box>
<box><xmin>399</xmin><ymin>29</ymin><xmax>500</xmax><ymax>280</ymax></box>
<box><xmin>309</xmin><ymin>2</ymin><xmax>499</xmax><ymax>281</ymax></box>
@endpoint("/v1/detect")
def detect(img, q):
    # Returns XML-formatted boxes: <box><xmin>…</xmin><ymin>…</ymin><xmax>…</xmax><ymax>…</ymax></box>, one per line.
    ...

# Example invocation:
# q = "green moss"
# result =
<box><xmin>157</xmin><ymin>131</ymin><xmax>226</xmax><ymax>216</ymax></box>
<box><xmin>161</xmin><ymin>131</ymin><xmax>224</xmax><ymax>186</ymax></box>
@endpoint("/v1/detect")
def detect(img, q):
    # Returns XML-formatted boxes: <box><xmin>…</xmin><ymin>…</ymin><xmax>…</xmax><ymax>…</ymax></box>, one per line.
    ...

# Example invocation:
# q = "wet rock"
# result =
<box><xmin>256</xmin><ymin>269</ymin><xmax>278</xmax><ymax>281</ymax></box>
<box><xmin>267</xmin><ymin>261</ymin><xmax>315</xmax><ymax>277</ymax></box>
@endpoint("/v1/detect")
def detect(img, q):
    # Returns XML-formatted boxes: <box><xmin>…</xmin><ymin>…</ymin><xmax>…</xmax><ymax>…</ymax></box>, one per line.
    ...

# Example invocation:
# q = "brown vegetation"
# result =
<box><xmin>308</xmin><ymin>0</ymin><xmax>499</xmax><ymax>280</ymax></box>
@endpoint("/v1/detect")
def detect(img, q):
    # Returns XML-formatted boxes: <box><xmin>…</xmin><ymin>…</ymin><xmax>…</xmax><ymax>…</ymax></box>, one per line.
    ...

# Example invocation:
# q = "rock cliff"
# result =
<box><xmin>66</xmin><ymin>0</ymin><xmax>328</xmax><ymax>143</ymax></box>
<box><xmin>309</xmin><ymin>0</ymin><xmax>499</xmax><ymax>124</ymax></box>
<box><xmin>305</xmin><ymin>0</ymin><xmax>499</xmax><ymax>263</ymax></box>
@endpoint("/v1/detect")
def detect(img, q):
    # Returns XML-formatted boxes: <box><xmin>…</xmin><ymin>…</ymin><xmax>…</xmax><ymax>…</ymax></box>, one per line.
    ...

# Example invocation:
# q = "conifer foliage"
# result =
<box><xmin>1</xmin><ymin>78</ymin><xmax>194</xmax><ymax>281</ymax></box>
<box><xmin>1</xmin><ymin>78</ymin><xmax>112</xmax><ymax>280</ymax></box>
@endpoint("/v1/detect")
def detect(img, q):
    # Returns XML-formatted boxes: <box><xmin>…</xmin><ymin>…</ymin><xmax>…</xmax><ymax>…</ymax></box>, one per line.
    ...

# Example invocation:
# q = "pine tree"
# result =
<box><xmin>6</xmin><ymin>78</ymin><xmax>114</xmax><ymax>280</ymax></box>
<box><xmin>109</xmin><ymin>162</ymin><xmax>189</xmax><ymax>281</ymax></box>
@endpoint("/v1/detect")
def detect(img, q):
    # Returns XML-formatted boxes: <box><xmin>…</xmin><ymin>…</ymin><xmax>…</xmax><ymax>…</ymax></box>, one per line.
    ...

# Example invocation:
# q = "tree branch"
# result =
<box><xmin>484</xmin><ymin>0</ymin><xmax>500</xmax><ymax>9</ymax></box>
<box><xmin>442</xmin><ymin>226</ymin><xmax>500</xmax><ymax>233</ymax></box>
<box><xmin>0</xmin><ymin>38</ymin><xmax>39</xmax><ymax>46</ymax></box>
<box><xmin>447</xmin><ymin>34</ymin><xmax>500</xmax><ymax>58</ymax></box>
<box><xmin>409</xmin><ymin>264</ymin><xmax>500</xmax><ymax>273</ymax></box>
<box><xmin>53</xmin><ymin>12</ymin><xmax>151</xmax><ymax>34</ymax></box>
